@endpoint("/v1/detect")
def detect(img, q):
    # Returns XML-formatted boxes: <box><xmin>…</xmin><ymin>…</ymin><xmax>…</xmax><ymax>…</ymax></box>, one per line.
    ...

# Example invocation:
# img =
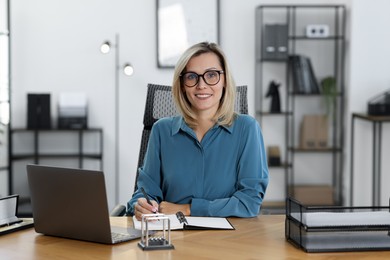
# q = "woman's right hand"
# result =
<box><xmin>134</xmin><ymin>198</ymin><xmax>159</xmax><ymax>220</ymax></box>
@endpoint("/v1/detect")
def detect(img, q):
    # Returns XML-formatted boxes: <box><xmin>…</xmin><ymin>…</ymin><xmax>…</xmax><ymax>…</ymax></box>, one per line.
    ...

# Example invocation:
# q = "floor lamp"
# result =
<box><xmin>100</xmin><ymin>34</ymin><xmax>134</xmax><ymax>204</ymax></box>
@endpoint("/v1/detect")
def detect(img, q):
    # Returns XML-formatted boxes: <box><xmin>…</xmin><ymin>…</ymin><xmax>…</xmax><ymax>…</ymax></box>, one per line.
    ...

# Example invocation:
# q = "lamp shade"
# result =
<box><xmin>123</xmin><ymin>63</ymin><xmax>134</xmax><ymax>76</ymax></box>
<box><xmin>100</xmin><ymin>41</ymin><xmax>111</xmax><ymax>54</ymax></box>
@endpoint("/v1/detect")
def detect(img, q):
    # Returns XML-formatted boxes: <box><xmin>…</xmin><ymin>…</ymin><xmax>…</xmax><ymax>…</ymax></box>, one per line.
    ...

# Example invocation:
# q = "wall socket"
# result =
<box><xmin>306</xmin><ymin>24</ymin><xmax>329</xmax><ymax>38</ymax></box>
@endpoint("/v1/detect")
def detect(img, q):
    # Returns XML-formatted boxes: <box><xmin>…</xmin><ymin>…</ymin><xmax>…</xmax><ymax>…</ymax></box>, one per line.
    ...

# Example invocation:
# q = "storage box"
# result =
<box><xmin>285</xmin><ymin>197</ymin><xmax>390</xmax><ymax>252</ymax></box>
<box><xmin>262</xmin><ymin>24</ymin><xmax>288</xmax><ymax>60</ymax></box>
<box><xmin>292</xmin><ymin>185</ymin><xmax>334</xmax><ymax>205</ymax></box>
<box><xmin>27</xmin><ymin>93</ymin><xmax>51</xmax><ymax>129</ymax></box>
<box><xmin>267</xmin><ymin>146</ymin><xmax>281</xmax><ymax>166</ymax></box>
<box><xmin>300</xmin><ymin>115</ymin><xmax>328</xmax><ymax>149</ymax></box>
<box><xmin>58</xmin><ymin>93</ymin><xmax>88</xmax><ymax>129</ymax></box>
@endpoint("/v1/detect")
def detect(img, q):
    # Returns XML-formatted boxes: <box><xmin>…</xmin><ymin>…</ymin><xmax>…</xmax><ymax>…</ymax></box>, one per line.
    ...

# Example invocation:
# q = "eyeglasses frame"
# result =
<box><xmin>180</xmin><ymin>70</ymin><xmax>225</xmax><ymax>87</ymax></box>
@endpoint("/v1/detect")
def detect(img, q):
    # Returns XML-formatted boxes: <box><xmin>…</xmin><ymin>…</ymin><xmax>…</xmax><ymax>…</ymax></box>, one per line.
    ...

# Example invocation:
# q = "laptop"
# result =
<box><xmin>26</xmin><ymin>164</ymin><xmax>141</xmax><ymax>244</ymax></box>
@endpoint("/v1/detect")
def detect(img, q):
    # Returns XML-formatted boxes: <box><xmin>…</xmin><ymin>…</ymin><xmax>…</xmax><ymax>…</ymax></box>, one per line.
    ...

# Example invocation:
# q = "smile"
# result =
<box><xmin>195</xmin><ymin>94</ymin><xmax>212</xmax><ymax>98</ymax></box>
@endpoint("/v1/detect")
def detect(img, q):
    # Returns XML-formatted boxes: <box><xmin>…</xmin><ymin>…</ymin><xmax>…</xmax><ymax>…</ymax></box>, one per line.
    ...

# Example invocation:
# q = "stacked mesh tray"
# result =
<box><xmin>285</xmin><ymin>197</ymin><xmax>390</xmax><ymax>252</ymax></box>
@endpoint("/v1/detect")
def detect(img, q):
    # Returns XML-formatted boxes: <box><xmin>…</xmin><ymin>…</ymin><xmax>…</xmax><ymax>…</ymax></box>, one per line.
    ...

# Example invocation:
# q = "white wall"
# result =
<box><xmin>10</xmin><ymin>0</ymin><xmax>173</xmax><ymax>210</ymax></box>
<box><xmin>9</xmin><ymin>0</ymin><xmax>390</xmax><ymax>210</ymax></box>
<box><xmin>347</xmin><ymin>0</ymin><xmax>390</xmax><ymax>206</ymax></box>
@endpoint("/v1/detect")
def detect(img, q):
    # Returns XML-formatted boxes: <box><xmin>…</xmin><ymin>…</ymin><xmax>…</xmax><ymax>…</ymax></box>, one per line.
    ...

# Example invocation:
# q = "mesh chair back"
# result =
<box><xmin>235</xmin><ymin>85</ymin><xmax>248</xmax><ymax>114</ymax></box>
<box><xmin>134</xmin><ymin>83</ymin><xmax>248</xmax><ymax>191</ymax></box>
<box><xmin>143</xmin><ymin>84</ymin><xmax>180</xmax><ymax>128</ymax></box>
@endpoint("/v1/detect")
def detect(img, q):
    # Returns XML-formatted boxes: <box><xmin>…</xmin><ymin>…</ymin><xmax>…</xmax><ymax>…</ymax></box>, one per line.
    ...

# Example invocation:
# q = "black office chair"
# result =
<box><xmin>110</xmin><ymin>83</ymin><xmax>248</xmax><ymax>216</ymax></box>
<box><xmin>134</xmin><ymin>83</ymin><xmax>248</xmax><ymax>191</ymax></box>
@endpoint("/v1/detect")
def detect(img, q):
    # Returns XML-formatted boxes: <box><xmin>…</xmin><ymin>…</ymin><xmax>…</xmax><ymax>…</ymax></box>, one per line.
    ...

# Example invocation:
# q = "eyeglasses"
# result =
<box><xmin>180</xmin><ymin>70</ymin><xmax>224</xmax><ymax>87</ymax></box>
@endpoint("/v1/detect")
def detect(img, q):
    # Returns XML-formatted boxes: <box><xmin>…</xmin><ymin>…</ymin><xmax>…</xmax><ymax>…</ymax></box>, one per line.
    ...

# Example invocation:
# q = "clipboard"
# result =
<box><xmin>133</xmin><ymin>211</ymin><xmax>235</xmax><ymax>231</ymax></box>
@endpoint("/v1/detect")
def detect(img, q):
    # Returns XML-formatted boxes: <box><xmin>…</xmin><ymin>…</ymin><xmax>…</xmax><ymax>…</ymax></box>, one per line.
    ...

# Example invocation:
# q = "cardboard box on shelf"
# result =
<box><xmin>300</xmin><ymin>115</ymin><xmax>328</xmax><ymax>149</ymax></box>
<box><xmin>292</xmin><ymin>185</ymin><xmax>334</xmax><ymax>205</ymax></box>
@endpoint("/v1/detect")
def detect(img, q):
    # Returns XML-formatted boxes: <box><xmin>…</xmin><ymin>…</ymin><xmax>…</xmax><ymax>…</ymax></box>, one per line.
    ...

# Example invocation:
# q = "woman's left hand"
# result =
<box><xmin>159</xmin><ymin>201</ymin><xmax>191</xmax><ymax>216</ymax></box>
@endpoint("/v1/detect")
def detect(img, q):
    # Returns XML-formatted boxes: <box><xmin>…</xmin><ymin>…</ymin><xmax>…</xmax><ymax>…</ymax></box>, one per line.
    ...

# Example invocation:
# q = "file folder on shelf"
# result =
<box><xmin>285</xmin><ymin>197</ymin><xmax>390</xmax><ymax>252</ymax></box>
<box><xmin>262</xmin><ymin>24</ymin><xmax>288</xmax><ymax>61</ymax></box>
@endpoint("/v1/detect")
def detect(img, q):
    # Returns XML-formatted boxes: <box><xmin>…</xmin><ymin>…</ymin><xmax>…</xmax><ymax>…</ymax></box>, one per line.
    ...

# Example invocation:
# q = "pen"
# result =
<box><xmin>140</xmin><ymin>187</ymin><xmax>157</xmax><ymax>213</ymax></box>
<box><xmin>176</xmin><ymin>211</ymin><xmax>188</xmax><ymax>225</ymax></box>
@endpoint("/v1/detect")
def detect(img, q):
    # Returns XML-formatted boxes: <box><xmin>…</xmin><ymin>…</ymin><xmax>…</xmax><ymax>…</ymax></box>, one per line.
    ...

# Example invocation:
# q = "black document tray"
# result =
<box><xmin>285</xmin><ymin>197</ymin><xmax>390</xmax><ymax>252</ymax></box>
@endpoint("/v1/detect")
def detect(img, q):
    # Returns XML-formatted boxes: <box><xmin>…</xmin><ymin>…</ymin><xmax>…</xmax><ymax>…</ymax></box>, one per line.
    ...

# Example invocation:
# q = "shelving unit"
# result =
<box><xmin>9</xmin><ymin>128</ymin><xmax>103</xmax><ymax>216</ymax></box>
<box><xmin>10</xmin><ymin>128</ymin><xmax>103</xmax><ymax>166</ymax></box>
<box><xmin>0</xmin><ymin>0</ymin><xmax>10</xmax><ymax>198</ymax></box>
<box><xmin>255</xmin><ymin>5</ymin><xmax>346</xmax><ymax>208</ymax></box>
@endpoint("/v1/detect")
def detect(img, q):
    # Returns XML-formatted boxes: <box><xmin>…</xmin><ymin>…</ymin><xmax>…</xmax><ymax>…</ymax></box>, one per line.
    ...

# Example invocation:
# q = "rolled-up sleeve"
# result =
<box><xmin>126</xmin><ymin>123</ymin><xmax>164</xmax><ymax>215</ymax></box>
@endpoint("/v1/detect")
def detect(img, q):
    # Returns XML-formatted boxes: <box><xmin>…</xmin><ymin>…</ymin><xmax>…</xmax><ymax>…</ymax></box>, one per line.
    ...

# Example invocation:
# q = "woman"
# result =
<box><xmin>128</xmin><ymin>42</ymin><xmax>268</xmax><ymax>219</ymax></box>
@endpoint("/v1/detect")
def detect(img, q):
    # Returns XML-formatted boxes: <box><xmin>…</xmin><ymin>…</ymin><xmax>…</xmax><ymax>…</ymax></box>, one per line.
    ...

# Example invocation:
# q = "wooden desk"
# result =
<box><xmin>1</xmin><ymin>215</ymin><xmax>389</xmax><ymax>259</ymax></box>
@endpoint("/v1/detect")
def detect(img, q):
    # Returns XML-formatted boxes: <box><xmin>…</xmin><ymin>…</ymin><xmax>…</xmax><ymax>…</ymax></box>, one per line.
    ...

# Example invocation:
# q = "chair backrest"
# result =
<box><xmin>134</xmin><ymin>83</ymin><xmax>248</xmax><ymax>191</ymax></box>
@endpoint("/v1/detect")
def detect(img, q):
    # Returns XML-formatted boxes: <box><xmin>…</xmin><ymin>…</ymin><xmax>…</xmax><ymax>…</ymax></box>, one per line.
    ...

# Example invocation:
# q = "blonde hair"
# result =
<box><xmin>172</xmin><ymin>42</ymin><xmax>236</xmax><ymax>128</ymax></box>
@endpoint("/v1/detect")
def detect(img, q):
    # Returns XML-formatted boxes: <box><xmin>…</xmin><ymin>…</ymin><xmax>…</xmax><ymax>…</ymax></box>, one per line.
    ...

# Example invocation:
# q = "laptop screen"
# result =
<box><xmin>27</xmin><ymin>164</ymin><xmax>114</xmax><ymax>244</ymax></box>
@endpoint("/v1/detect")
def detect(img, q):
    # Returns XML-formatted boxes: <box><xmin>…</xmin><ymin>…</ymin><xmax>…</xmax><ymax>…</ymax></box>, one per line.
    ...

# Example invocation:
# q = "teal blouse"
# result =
<box><xmin>127</xmin><ymin>114</ymin><xmax>269</xmax><ymax>217</ymax></box>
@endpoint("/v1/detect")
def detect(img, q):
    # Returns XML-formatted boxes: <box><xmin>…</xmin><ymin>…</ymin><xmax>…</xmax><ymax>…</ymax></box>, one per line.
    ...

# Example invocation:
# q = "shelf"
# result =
<box><xmin>11</xmin><ymin>154</ymin><xmax>102</xmax><ymax>160</ymax></box>
<box><xmin>289</xmin><ymin>147</ymin><xmax>342</xmax><ymax>153</ymax></box>
<box><xmin>256</xmin><ymin>4</ymin><xmax>345</xmax><ymax>206</ymax></box>
<box><xmin>289</xmin><ymin>92</ymin><xmax>322</xmax><ymax>96</ymax></box>
<box><xmin>268</xmin><ymin>163</ymin><xmax>292</xmax><ymax>169</ymax></box>
<box><xmin>10</xmin><ymin>127</ymin><xmax>104</xmax><ymax>217</ymax></box>
<box><xmin>258</xmin><ymin>4</ymin><xmax>345</xmax><ymax>8</ymax></box>
<box><xmin>10</xmin><ymin>128</ymin><xmax>103</xmax><ymax>163</ymax></box>
<box><xmin>258</xmin><ymin>58</ymin><xmax>287</xmax><ymax>63</ymax></box>
<box><xmin>11</xmin><ymin>128</ymin><xmax>102</xmax><ymax>132</ymax></box>
<box><xmin>289</xmin><ymin>35</ymin><xmax>344</xmax><ymax>40</ymax></box>
<box><xmin>289</xmin><ymin>92</ymin><xmax>343</xmax><ymax>96</ymax></box>
<box><xmin>257</xmin><ymin>111</ymin><xmax>292</xmax><ymax>116</ymax></box>
<box><xmin>353</xmin><ymin>113</ymin><xmax>390</xmax><ymax>122</ymax></box>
